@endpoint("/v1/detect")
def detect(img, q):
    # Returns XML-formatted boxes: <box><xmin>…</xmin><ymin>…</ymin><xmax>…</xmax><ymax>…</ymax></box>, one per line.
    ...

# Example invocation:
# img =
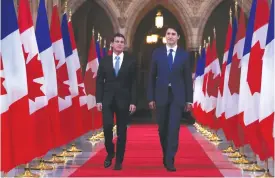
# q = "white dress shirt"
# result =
<box><xmin>113</xmin><ymin>52</ymin><xmax>124</xmax><ymax>70</ymax></box>
<box><xmin>166</xmin><ymin>45</ymin><xmax>177</xmax><ymax>63</ymax></box>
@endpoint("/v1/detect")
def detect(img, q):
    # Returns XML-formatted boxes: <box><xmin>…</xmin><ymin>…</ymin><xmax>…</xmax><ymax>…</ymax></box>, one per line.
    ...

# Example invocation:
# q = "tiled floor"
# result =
<box><xmin>2</xmin><ymin>121</ymin><xmax>274</xmax><ymax>177</ymax></box>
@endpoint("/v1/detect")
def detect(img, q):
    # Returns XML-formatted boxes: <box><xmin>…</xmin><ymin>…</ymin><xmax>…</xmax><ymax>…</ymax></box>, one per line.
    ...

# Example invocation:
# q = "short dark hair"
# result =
<box><xmin>111</xmin><ymin>33</ymin><xmax>126</xmax><ymax>42</ymax></box>
<box><xmin>165</xmin><ymin>25</ymin><xmax>181</xmax><ymax>36</ymax></box>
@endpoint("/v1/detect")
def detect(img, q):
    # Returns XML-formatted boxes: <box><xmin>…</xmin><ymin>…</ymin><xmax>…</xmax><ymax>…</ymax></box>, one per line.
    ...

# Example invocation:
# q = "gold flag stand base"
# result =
<box><xmin>87</xmin><ymin>134</ymin><xmax>100</xmax><ymax>142</ymax></box>
<box><xmin>97</xmin><ymin>132</ymin><xmax>104</xmax><ymax>139</ymax></box>
<box><xmin>67</xmin><ymin>144</ymin><xmax>82</xmax><ymax>152</ymax></box>
<box><xmin>44</xmin><ymin>154</ymin><xmax>65</xmax><ymax>164</ymax></box>
<box><xmin>30</xmin><ymin>159</ymin><xmax>54</xmax><ymax>170</ymax></box>
<box><xmin>222</xmin><ymin>146</ymin><xmax>235</xmax><ymax>153</ymax></box>
<box><xmin>209</xmin><ymin>134</ymin><xmax>223</xmax><ymax>142</ymax></box>
<box><xmin>256</xmin><ymin>169</ymin><xmax>273</xmax><ymax>177</ymax></box>
<box><xmin>228</xmin><ymin>150</ymin><xmax>242</xmax><ymax>158</ymax></box>
<box><xmin>15</xmin><ymin>167</ymin><xmax>39</xmax><ymax>178</ymax></box>
<box><xmin>243</xmin><ymin>162</ymin><xmax>265</xmax><ymax>172</ymax></box>
<box><xmin>232</xmin><ymin>155</ymin><xmax>253</xmax><ymax>164</ymax></box>
<box><xmin>56</xmin><ymin>149</ymin><xmax>74</xmax><ymax>157</ymax></box>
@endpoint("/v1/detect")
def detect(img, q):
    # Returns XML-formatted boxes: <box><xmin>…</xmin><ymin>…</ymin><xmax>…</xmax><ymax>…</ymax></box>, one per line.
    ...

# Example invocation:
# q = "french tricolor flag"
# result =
<box><xmin>62</xmin><ymin>13</ymin><xmax>83</xmax><ymax>140</ymax></box>
<box><xmin>36</xmin><ymin>0</ymin><xmax>59</xmax><ymax>151</ymax></box>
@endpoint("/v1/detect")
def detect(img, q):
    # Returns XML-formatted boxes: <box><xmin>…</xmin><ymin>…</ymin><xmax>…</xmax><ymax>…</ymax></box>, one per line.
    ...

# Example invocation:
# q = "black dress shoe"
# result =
<box><xmin>113</xmin><ymin>163</ymin><xmax>122</xmax><ymax>170</ymax></box>
<box><xmin>166</xmin><ymin>164</ymin><xmax>176</xmax><ymax>172</ymax></box>
<box><xmin>163</xmin><ymin>158</ymin><xmax>174</xmax><ymax>167</ymax></box>
<box><xmin>104</xmin><ymin>154</ymin><xmax>115</xmax><ymax>168</ymax></box>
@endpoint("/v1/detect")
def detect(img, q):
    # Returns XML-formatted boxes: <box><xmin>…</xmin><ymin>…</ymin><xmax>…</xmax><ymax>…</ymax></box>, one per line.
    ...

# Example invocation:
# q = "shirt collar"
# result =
<box><xmin>113</xmin><ymin>52</ymin><xmax>124</xmax><ymax>60</ymax></box>
<box><xmin>166</xmin><ymin>45</ymin><xmax>177</xmax><ymax>53</ymax></box>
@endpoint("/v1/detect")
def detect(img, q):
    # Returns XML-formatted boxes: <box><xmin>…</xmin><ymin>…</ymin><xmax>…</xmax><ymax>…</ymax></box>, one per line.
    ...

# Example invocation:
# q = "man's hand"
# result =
<box><xmin>185</xmin><ymin>103</ymin><xmax>192</xmax><ymax>112</ymax></box>
<box><xmin>149</xmin><ymin>101</ymin><xmax>156</xmax><ymax>110</ymax></box>
<box><xmin>97</xmin><ymin>103</ymin><xmax>102</xmax><ymax>111</ymax></box>
<box><xmin>129</xmin><ymin>104</ymin><xmax>136</xmax><ymax>114</ymax></box>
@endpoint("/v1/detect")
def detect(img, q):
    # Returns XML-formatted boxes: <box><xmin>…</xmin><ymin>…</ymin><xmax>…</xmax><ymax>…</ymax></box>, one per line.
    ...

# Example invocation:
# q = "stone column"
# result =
<box><xmin>45</xmin><ymin>0</ymin><xmax>53</xmax><ymax>24</ymax></box>
<box><xmin>31</xmin><ymin>0</ymin><xmax>39</xmax><ymax>26</ymax></box>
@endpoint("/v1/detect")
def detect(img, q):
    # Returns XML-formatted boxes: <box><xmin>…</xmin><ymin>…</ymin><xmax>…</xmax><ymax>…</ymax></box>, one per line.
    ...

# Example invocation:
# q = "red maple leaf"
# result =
<box><xmin>202</xmin><ymin>73</ymin><xmax>209</xmax><ymax>95</ymax></box>
<box><xmin>206</xmin><ymin>71</ymin><xmax>220</xmax><ymax>97</ymax></box>
<box><xmin>54</xmin><ymin>55</ymin><xmax>71</xmax><ymax>99</ymax></box>
<box><xmin>0</xmin><ymin>56</ymin><xmax>7</xmax><ymax>95</ymax></box>
<box><xmin>23</xmin><ymin>46</ymin><xmax>45</xmax><ymax>101</ymax></box>
<box><xmin>75</xmin><ymin>68</ymin><xmax>86</xmax><ymax>96</ymax></box>
<box><xmin>247</xmin><ymin>41</ymin><xmax>264</xmax><ymax>95</ymax></box>
<box><xmin>228</xmin><ymin>53</ymin><xmax>241</xmax><ymax>95</ymax></box>
<box><xmin>84</xmin><ymin>69</ymin><xmax>96</xmax><ymax>95</ymax></box>
<box><xmin>219</xmin><ymin>63</ymin><xmax>227</xmax><ymax>96</ymax></box>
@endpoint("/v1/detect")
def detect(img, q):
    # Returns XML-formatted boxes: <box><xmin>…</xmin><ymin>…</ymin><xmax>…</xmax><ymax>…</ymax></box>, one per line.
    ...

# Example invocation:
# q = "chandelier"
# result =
<box><xmin>155</xmin><ymin>11</ymin><xmax>163</xmax><ymax>29</ymax></box>
<box><xmin>162</xmin><ymin>37</ymin><xmax>167</xmax><ymax>44</ymax></box>
<box><xmin>146</xmin><ymin>34</ymin><xmax>158</xmax><ymax>44</ymax></box>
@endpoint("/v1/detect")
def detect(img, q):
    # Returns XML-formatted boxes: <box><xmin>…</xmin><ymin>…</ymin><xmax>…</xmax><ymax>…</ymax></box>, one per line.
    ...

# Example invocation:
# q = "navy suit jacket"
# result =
<box><xmin>147</xmin><ymin>46</ymin><xmax>193</xmax><ymax>107</ymax></box>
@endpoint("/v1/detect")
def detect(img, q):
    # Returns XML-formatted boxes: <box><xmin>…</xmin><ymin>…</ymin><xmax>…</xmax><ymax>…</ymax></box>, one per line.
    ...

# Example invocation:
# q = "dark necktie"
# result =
<box><xmin>114</xmin><ymin>56</ymin><xmax>120</xmax><ymax>76</ymax></box>
<box><xmin>168</xmin><ymin>49</ymin><xmax>173</xmax><ymax>70</ymax></box>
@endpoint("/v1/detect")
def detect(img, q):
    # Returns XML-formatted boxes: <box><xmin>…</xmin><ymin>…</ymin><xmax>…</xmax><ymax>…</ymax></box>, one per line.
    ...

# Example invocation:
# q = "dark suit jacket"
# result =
<box><xmin>96</xmin><ymin>52</ymin><xmax>137</xmax><ymax>108</ymax></box>
<box><xmin>147</xmin><ymin>46</ymin><xmax>193</xmax><ymax>107</ymax></box>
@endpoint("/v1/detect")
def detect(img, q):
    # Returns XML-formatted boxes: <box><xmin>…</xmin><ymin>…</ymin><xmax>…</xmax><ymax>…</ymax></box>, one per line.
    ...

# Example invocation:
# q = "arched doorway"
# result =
<box><xmin>131</xmin><ymin>5</ymin><xmax>186</xmax><ymax>123</ymax></box>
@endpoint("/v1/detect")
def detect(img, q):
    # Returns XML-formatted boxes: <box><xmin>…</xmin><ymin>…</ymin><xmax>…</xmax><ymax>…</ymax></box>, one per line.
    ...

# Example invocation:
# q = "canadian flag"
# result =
<box><xmin>259</xmin><ymin>0</ymin><xmax>274</xmax><ymax>158</ymax></box>
<box><xmin>1</xmin><ymin>0</ymin><xmax>33</xmax><ymax>170</ymax></box>
<box><xmin>50</xmin><ymin>4</ymin><xmax>72</xmax><ymax>146</ymax></box>
<box><xmin>215</xmin><ymin>19</ymin><xmax>232</xmax><ymax>134</ymax></box>
<box><xmin>18</xmin><ymin>0</ymin><xmax>54</xmax><ymax>158</ymax></box>
<box><xmin>224</xmin><ymin>10</ymin><xmax>247</xmax><ymax>147</ymax></box>
<box><xmin>203</xmin><ymin>37</ymin><xmax>221</xmax><ymax>130</ymax></box>
<box><xmin>68</xmin><ymin>18</ymin><xmax>90</xmax><ymax>134</ymax></box>
<box><xmin>84</xmin><ymin>35</ymin><xmax>103</xmax><ymax>131</ymax></box>
<box><xmin>201</xmin><ymin>40</ymin><xmax>220</xmax><ymax>129</ymax></box>
<box><xmin>0</xmin><ymin>39</ymin><xmax>14</xmax><ymax>172</ymax></box>
<box><xmin>240</xmin><ymin>0</ymin><xmax>270</xmax><ymax>160</ymax></box>
<box><xmin>35</xmin><ymin>0</ymin><xmax>59</xmax><ymax>152</ymax></box>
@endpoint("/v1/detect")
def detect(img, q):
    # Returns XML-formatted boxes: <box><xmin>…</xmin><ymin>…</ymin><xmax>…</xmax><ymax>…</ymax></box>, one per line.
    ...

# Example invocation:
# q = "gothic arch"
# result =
<box><xmin>197</xmin><ymin>0</ymin><xmax>252</xmax><ymax>46</ymax></box>
<box><xmin>64</xmin><ymin>0</ymin><xmax>120</xmax><ymax>33</ymax></box>
<box><xmin>125</xmin><ymin>0</ymin><xmax>194</xmax><ymax>50</ymax></box>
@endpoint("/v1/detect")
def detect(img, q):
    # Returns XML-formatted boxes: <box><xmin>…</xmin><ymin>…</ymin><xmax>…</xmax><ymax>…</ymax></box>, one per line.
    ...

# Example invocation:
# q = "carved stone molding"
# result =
<box><xmin>113</xmin><ymin>0</ymin><xmax>133</xmax><ymax>15</ymax></box>
<box><xmin>187</xmin><ymin>0</ymin><xmax>204</xmax><ymax>15</ymax></box>
<box><xmin>118</xmin><ymin>16</ymin><xmax>127</xmax><ymax>28</ymax></box>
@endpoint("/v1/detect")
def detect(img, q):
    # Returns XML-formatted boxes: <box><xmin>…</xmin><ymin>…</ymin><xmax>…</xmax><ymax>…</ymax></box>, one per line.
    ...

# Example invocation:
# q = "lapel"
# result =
<box><xmin>118</xmin><ymin>53</ymin><xmax>128</xmax><ymax>77</ymax></box>
<box><xmin>107</xmin><ymin>55</ymin><xmax>116</xmax><ymax>77</ymax></box>
<box><xmin>173</xmin><ymin>47</ymin><xmax>181</xmax><ymax>69</ymax></box>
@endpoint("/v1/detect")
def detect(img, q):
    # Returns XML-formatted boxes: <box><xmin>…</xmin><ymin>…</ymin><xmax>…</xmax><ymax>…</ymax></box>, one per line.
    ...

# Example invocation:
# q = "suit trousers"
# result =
<box><xmin>102</xmin><ymin>98</ymin><xmax>129</xmax><ymax>163</ymax></box>
<box><xmin>156</xmin><ymin>87</ymin><xmax>182</xmax><ymax>164</ymax></box>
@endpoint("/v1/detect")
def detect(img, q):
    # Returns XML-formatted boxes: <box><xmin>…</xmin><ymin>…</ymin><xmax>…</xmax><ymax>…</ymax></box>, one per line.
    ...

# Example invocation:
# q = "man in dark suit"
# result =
<box><xmin>96</xmin><ymin>33</ymin><xmax>137</xmax><ymax>170</ymax></box>
<box><xmin>147</xmin><ymin>26</ymin><xmax>193</xmax><ymax>171</ymax></box>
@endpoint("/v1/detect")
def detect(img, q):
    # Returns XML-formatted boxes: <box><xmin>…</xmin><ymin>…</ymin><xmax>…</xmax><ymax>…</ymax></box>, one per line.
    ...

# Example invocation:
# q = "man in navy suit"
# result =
<box><xmin>147</xmin><ymin>26</ymin><xmax>193</xmax><ymax>171</ymax></box>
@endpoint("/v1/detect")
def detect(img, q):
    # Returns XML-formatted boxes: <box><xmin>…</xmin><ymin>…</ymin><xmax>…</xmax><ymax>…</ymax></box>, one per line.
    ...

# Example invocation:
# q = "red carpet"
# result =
<box><xmin>70</xmin><ymin>125</ymin><xmax>223</xmax><ymax>177</ymax></box>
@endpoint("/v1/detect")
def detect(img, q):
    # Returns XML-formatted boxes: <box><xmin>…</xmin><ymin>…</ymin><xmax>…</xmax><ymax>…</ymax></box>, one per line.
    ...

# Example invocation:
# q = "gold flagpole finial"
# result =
<box><xmin>97</xmin><ymin>33</ymin><xmax>100</xmax><ymax>42</ymax></box>
<box><xmin>235</xmin><ymin>0</ymin><xmax>238</xmax><ymax>17</ymax></box>
<box><xmin>229</xmin><ymin>7</ymin><xmax>232</xmax><ymax>25</ymax></box>
<box><xmin>104</xmin><ymin>39</ymin><xmax>106</xmax><ymax>48</ymax></box>
<box><xmin>203</xmin><ymin>40</ymin><xmax>206</xmax><ymax>48</ymax></box>
<box><xmin>199</xmin><ymin>45</ymin><xmax>202</xmax><ymax>55</ymax></box>
<box><xmin>68</xmin><ymin>9</ymin><xmax>72</xmax><ymax>21</ymax></box>
<box><xmin>64</xmin><ymin>0</ymin><xmax>68</xmax><ymax>14</ymax></box>
<box><xmin>213</xmin><ymin>27</ymin><xmax>216</xmax><ymax>38</ymax></box>
<box><xmin>92</xmin><ymin>27</ymin><xmax>95</xmax><ymax>36</ymax></box>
